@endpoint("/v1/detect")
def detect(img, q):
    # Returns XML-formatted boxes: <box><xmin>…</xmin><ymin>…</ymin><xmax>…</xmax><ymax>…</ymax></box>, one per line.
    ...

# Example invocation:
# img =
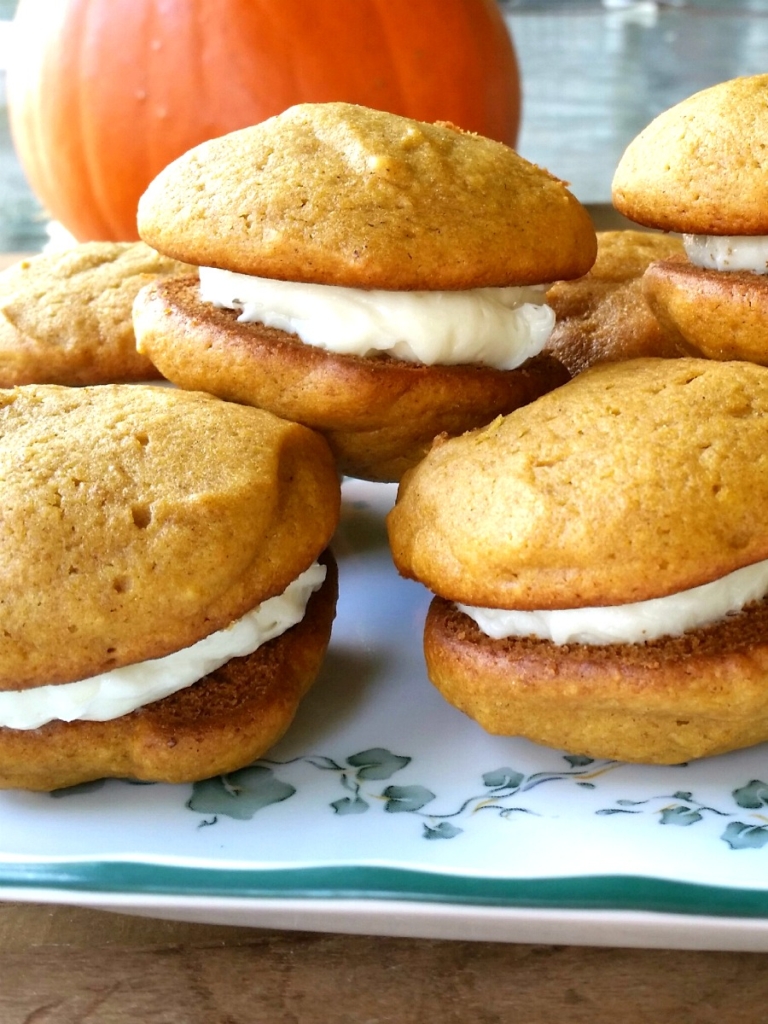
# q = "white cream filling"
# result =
<box><xmin>458</xmin><ymin>558</ymin><xmax>768</xmax><ymax>646</ymax></box>
<box><xmin>683</xmin><ymin>234</ymin><xmax>768</xmax><ymax>273</ymax></box>
<box><xmin>0</xmin><ymin>562</ymin><xmax>327</xmax><ymax>731</ymax></box>
<box><xmin>198</xmin><ymin>266</ymin><xmax>555</xmax><ymax>371</ymax></box>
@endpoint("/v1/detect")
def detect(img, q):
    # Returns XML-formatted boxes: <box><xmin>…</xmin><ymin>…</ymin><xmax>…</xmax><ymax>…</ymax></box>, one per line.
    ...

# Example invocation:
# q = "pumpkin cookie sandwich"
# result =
<box><xmin>0</xmin><ymin>384</ymin><xmax>340</xmax><ymax>790</ymax></box>
<box><xmin>388</xmin><ymin>357</ymin><xmax>768</xmax><ymax>765</ymax></box>
<box><xmin>544</xmin><ymin>230</ymin><xmax>688</xmax><ymax>375</ymax></box>
<box><xmin>612</xmin><ymin>75</ymin><xmax>768</xmax><ymax>365</ymax></box>
<box><xmin>0</xmin><ymin>241</ymin><xmax>189</xmax><ymax>385</ymax></box>
<box><xmin>133</xmin><ymin>102</ymin><xmax>596</xmax><ymax>482</ymax></box>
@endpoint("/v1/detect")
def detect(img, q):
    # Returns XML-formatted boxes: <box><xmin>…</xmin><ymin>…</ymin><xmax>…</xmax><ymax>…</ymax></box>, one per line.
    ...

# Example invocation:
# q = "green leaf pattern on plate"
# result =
<box><xmin>52</xmin><ymin>751</ymin><xmax>768</xmax><ymax>849</ymax></box>
<box><xmin>381</xmin><ymin>785</ymin><xmax>436</xmax><ymax>814</ymax></box>
<box><xmin>722</xmin><ymin>822</ymin><xmax>768</xmax><ymax>850</ymax></box>
<box><xmin>184</xmin><ymin>751</ymin><xmax>768</xmax><ymax>847</ymax></box>
<box><xmin>187</xmin><ymin>765</ymin><xmax>296</xmax><ymax>821</ymax></box>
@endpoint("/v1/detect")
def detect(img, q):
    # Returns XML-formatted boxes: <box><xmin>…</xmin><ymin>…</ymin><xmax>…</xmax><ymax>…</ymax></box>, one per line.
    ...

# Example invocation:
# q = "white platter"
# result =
<box><xmin>3</xmin><ymin>478</ymin><xmax>768</xmax><ymax>950</ymax></box>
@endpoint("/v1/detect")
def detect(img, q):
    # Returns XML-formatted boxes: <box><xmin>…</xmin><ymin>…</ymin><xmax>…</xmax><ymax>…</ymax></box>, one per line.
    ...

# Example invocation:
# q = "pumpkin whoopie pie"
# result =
<box><xmin>0</xmin><ymin>241</ymin><xmax>189</xmax><ymax>385</ymax></box>
<box><xmin>388</xmin><ymin>357</ymin><xmax>768</xmax><ymax>765</ymax></box>
<box><xmin>612</xmin><ymin>75</ymin><xmax>768</xmax><ymax>365</ymax></box>
<box><xmin>133</xmin><ymin>102</ymin><xmax>596</xmax><ymax>482</ymax></box>
<box><xmin>0</xmin><ymin>384</ymin><xmax>340</xmax><ymax>790</ymax></box>
<box><xmin>544</xmin><ymin>230</ymin><xmax>688</xmax><ymax>375</ymax></box>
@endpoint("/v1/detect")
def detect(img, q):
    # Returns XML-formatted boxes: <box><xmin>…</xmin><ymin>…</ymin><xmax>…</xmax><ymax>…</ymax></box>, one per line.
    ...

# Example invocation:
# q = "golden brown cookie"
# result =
<box><xmin>0</xmin><ymin>553</ymin><xmax>338</xmax><ymax>791</ymax></box>
<box><xmin>612</xmin><ymin>76</ymin><xmax>768</xmax><ymax>367</ymax></box>
<box><xmin>387</xmin><ymin>356</ymin><xmax>768</xmax><ymax>763</ymax></box>
<box><xmin>0</xmin><ymin>384</ymin><xmax>341</xmax><ymax>789</ymax></box>
<box><xmin>612</xmin><ymin>75</ymin><xmax>768</xmax><ymax>235</ymax></box>
<box><xmin>544</xmin><ymin>230</ymin><xmax>689</xmax><ymax>374</ymax></box>
<box><xmin>643</xmin><ymin>255</ymin><xmax>768</xmax><ymax>364</ymax></box>
<box><xmin>0</xmin><ymin>242</ymin><xmax>190</xmax><ymax>385</ymax></box>
<box><xmin>0</xmin><ymin>384</ymin><xmax>340</xmax><ymax>690</ymax></box>
<box><xmin>388</xmin><ymin>358</ymin><xmax>768</xmax><ymax>609</ymax></box>
<box><xmin>134</xmin><ymin>275</ymin><xmax>570</xmax><ymax>482</ymax></box>
<box><xmin>423</xmin><ymin>596</ymin><xmax>768</xmax><ymax>765</ymax></box>
<box><xmin>135</xmin><ymin>103</ymin><xmax>595</xmax><ymax>482</ymax></box>
<box><xmin>138</xmin><ymin>103</ymin><xmax>597</xmax><ymax>291</ymax></box>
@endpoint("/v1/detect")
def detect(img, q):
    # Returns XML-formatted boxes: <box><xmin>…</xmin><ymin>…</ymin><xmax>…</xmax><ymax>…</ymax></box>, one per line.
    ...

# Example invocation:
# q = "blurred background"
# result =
<box><xmin>504</xmin><ymin>0</ymin><xmax>768</xmax><ymax>209</ymax></box>
<box><xmin>1</xmin><ymin>0</ymin><xmax>767</xmax><ymax>252</ymax></box>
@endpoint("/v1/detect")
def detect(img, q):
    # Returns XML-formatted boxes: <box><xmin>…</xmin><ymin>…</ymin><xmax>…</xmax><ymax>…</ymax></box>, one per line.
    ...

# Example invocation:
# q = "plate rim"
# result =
<box><xmin>7</xmin><ymin>887</ymin><xmax>768</xmax><ymax>952</ymax></box>
<box><xmin>2</xmin><ymin>860</ymin><xmax>768</xmax><ymax>921</ymax></box>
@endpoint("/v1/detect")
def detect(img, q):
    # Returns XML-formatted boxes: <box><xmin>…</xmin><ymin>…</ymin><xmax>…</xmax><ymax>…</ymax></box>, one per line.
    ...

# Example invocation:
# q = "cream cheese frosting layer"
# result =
<box><xmin>0</xmin><ymin>563</ymin><xmax>327</xmax><ymax>730</ymax></box>
<box><xmin>458</xmin><ymin>558</ymin><xmax>768</xmax><ymax>646</ymax></box>
<box><xmin>198</xmin><ymin>267</ymin><xmax>555</xmax><ymax>371</ymax></box>
<box><xmin>683</xmin><ymin>234</ymin><xmax>768</xmax><ymax>273</ymax></box>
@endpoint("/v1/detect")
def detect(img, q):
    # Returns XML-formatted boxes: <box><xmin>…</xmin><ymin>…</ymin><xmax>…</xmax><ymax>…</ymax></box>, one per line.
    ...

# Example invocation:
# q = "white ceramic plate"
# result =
<box><xmin>3</xmin><ymin>479</ymin><xmax>768</xmax><ymax>950</ymax></box>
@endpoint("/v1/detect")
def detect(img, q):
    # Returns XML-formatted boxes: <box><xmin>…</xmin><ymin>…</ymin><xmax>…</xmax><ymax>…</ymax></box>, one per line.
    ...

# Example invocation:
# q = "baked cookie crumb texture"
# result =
<box><xmin>0</xmin><ymin>384</ymin><xmax>341</xmax><ymax>789</ymax></box>
<box><xmin>612</xmin><ymin>76</ymin><xmax>768</xmax><ymax>365</ymax></box>
<box><xmin>0</xmin><ymin>554</ymin><xmax>338</xmax><ymax>791</ymax></box>
<box><xmin>545</xmin><ymin>230</ymin><xmax>690</xmax><ymax>375</ymax></box>
<box><xmin>388</xmin><ymin>357</ymin><xmax>768</xmax><ymax>764</ymax></box>
<box><xmin>134</xmin><ymin>103</ymin><xmax>598</xmax><ymax>482</ymax></box>
<box><xmin>0</xmin><ymin>241</ymin><xmax>190</xmax><ymax>386</ymax></box>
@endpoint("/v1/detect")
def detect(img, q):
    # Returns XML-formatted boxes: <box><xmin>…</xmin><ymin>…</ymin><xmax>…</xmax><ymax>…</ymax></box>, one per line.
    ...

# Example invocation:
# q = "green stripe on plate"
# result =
<box><xmin>0</xmin><ymin>862</ymin><xmax>766</xmax><ymax>918</ymax></box>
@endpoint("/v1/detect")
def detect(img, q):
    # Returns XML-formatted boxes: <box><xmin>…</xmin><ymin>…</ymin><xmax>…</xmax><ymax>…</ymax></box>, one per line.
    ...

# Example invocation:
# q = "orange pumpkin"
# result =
<box><xmin>7</xmin><ymin>0</ymin><xmax>520</xmax><ymax>242</ymax></box>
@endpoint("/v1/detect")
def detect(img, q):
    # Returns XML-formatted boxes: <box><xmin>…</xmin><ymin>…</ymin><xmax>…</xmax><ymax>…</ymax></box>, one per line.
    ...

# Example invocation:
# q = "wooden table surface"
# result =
<box><xmin>1</xmin><ymin>235</ymin><xmax>767</xmax><ymax>1022</ymax></box>
<box><xmin>1</xmin><ymin>900</ymin><xmax>768</xmax><ymax>1023</ymax></box>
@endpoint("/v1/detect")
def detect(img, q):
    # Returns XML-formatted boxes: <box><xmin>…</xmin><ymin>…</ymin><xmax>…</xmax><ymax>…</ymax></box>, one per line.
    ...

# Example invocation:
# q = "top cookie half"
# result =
<box><xmin>138</xmin><ymin>102</ymin><xmax>596</xmax><ymax>291</ymax></box>
<box><xmin>612</xmin><ymin>75</ymin><xmax>768</xmax><ymax>235</ymax></box>
<box><xmin>0</xmin><ymin>384</ymin><xmax>340</xmax><ymax>690</ymax></box>
<box><xmin>388</xmin><ymin>358</ymin><xmax>768</xmax><ymax>610</ymax></box>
